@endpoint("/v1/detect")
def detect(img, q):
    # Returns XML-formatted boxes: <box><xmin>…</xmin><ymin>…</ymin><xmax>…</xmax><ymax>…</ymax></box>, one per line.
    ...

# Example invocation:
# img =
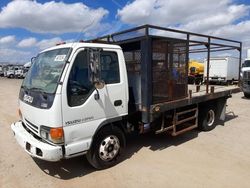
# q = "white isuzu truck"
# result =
<box><xmin>11</xmin><ymin>25</ymin><xmax>241</xmax><ymax>169</ymax></box>
<box><xmin>241</xmin><ymin>49</ymin><xmax>250</xmax><ymax>98</ymax></box>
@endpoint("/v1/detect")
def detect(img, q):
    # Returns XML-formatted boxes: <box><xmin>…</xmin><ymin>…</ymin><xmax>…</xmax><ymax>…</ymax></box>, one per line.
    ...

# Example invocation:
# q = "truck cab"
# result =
<box><xmin>241</xmin><ymin>60</ymin><xmax>250</xmax><ymax>98</ymax></box>
<box><xmin>12</xmin><ymin>42</ymin><xmax>129</xmax><ymax>168</ymax></box>
<box><xmin>188</xmin><ymin>60</ymin><xmax>204</xmax><ymax>84</ymax></box>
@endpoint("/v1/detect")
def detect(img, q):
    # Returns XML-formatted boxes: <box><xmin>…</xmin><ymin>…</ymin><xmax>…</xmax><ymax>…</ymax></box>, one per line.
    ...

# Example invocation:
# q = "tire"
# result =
<box><xmin>198</xmin><ymin>105</ymin><xmax>217</xmax><ymax>131</ymax></box>
<box><xmin>86</xmin><ymin>126</ymin><xmax>126</xmax><ymax>169</ymax></box>
<box><xmin>195</xmin><ymin>78</ymin><xmax>202</xmax><ymax>85</ymax></box>
<box><xmin>188</xmin><ymin>76</ymin><xmax>195</xmax><ymax>84</ymax></box>
<box><xmin>244</xmin><ymin>93</ymin><xmax>250</xmax><ymax>98</ymax></box>
<box><xmin>226</xmin><ymin>80</ymin><xmax>232</xmax><ymax>86</ymax></box>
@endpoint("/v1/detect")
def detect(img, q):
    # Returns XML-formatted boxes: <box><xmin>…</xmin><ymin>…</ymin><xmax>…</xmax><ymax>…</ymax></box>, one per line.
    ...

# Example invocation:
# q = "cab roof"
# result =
<box><xmin>41</xmin><ymin>42</ymin><xmax>121</xmax><ymax>53</ymax></box>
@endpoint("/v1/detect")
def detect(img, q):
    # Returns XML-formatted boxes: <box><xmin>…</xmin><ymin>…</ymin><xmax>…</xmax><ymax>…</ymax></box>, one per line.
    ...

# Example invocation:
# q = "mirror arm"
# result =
<box><xmin>94</xmin><ymin>88</ymin><xmax>100</xmax><ymax>100</ymax></box>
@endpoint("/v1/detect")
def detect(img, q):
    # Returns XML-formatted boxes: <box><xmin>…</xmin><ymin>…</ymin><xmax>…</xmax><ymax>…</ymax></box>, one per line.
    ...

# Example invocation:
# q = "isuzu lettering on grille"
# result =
<box><xmin>23</xmin><ymin>94</ymin><xmax>33</xmax><ymax>103</ymax></box>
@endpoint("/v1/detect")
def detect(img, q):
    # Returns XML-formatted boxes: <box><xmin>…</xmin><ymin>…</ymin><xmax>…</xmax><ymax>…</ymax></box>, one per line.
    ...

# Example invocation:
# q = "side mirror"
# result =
<box><xmin>88</xmin><ymin>48</ymin><xmax>105</xmax><ymax>89</ymax></box>
<box><xmin>31</xmin><ymin>57</ymin><xmax>36</xmax><ymax>64</ymax></box>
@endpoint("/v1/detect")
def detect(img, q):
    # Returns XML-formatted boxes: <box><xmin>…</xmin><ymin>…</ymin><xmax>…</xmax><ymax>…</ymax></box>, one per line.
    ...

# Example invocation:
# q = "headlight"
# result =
<box><xmin>40</xmin><ymin>126</ymin><xmax>64</xmax><ymax>144</ymax></box>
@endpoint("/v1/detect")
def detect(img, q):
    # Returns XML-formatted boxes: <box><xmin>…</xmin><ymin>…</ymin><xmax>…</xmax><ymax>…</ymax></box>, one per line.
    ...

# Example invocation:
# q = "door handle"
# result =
<box><xmin>114</xmin><ymin>100</ymin><xmax>122</xmax><ymax>106</ymax></box>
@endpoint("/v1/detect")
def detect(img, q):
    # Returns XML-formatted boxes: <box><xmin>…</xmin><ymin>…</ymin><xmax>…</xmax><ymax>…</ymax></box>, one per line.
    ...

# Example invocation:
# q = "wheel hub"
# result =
<box><xmin>99</xmin><ymin>135</ymin><xmax>120</xmax><ymax>161</ymax></box>
<box><xmin>207</xmin><ymin>110</ymin><xmax>215</xmax><ymax>126</ymax></box>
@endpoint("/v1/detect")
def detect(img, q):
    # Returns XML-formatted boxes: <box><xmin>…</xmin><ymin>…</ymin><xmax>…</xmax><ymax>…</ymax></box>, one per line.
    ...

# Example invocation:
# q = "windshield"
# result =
<box><xmin>22</xmin><ymin>48</ymin><xmax>71</xmax><ymax>94</ymax></box>
<box><xmin>243</xmin><ymin>60</ymin><xmax>250</xmax><ymax>67</ymax></box>
<box><xmin>8</xmin><ymin>66</ymin><xmax>14</xmax><ymax>70</ymax></box>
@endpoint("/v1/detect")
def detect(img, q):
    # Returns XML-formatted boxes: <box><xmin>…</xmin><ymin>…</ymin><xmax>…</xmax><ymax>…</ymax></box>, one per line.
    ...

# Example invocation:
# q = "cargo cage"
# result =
<box><xmin>88</xmin><ymin>24</ymin><xmax>242</xmax><ymax>123</ymax></box>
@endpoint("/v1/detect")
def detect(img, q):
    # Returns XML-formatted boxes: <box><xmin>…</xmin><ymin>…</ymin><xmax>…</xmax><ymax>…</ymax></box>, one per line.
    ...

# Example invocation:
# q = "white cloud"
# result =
<box><xmin>17</xmin><ymin>37</ymin><xmax>37</xmax><ymax>48</ymax></box>
<box><xmin>0</xmin><ymin>1</ymin><xmax>109</xmax><ymax>34</ymax></box>
<box><xmin>0</xmin><ymin>48</ymin><xmax>31</xmax><ymax>63</ymax></box>
<box><xmin>210</xmin><ymin>20</ymin><xmax>250</xmax><ymax>55</ymax></box>
<box><xmin>36</xmin><ymin>37</ymin><xmax>63</xmax><ymax>50</ymax></box>
<box><xmin>174</xmin><ymin>4</ymin><xmax>249</xmax><ymax>35</ymax></box>
<box><xmin>0</xmin><ymin>36</ymin><xmax>76</xmax><ymax>63</ymax></box>
<box><xmin>117</xmin><ymin>0</ymin><xmax>250</xmax><ymax>57</ymax></box>
<box><xmin>0</xmin><ymin>36</ymin><xmax>69</xmax><ymax>63</ymax></box>
<box><xmin>117</xmin><ymin>0</ymin><xmax>242</xmax><ymax>26</ymax></box>
<box><xmin>212</xmin><ymin>20</ymin><xmax>250</xmax><ymax>39</ymax></box>
<box><xmin>0</xmin><ymin>35</ymin><xmax>16</xmax><ymax>45</ymax></box>
<box><xmin>17</xmin><ymin>36</ymin><xmax>75</xmax><ymax>50</ymax></box>
<box><xmin>117</xmin><ymin>0</ymin><xmax>249</xmax><ymax>28</ymax></box>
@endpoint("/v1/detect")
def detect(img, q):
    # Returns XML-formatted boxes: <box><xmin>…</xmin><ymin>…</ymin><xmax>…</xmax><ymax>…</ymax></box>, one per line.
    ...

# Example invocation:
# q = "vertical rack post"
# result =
<box><xmin>141</xmin><ymin>25</ymin><xmax>152</xmax><ymax>123</ymax></box>
<box><xmin>206</xmin><ymin>37</ymin><xmax>211</xmax><ymax>93</ymax></box>
<box><xmin>238</xmin><ymin>42</ymin><xmax>242</xmax><ymax>86</ymax></box>
<box><xmin>186</xmin><ymin>34</ymin><xmax>190</xmax><ymax>96</ymax></box>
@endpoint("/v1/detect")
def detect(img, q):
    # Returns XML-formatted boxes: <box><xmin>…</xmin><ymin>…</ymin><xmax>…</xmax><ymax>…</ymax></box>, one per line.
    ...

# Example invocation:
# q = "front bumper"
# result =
<box><xmin>11</xmin><ymin>121</ymin><xmax>63</xmax><ymax>162</ymax></box>
<box><xmin>242</xmin><ymin>82</ymin><xmax>250</xmax><ymax>94</ymax></box>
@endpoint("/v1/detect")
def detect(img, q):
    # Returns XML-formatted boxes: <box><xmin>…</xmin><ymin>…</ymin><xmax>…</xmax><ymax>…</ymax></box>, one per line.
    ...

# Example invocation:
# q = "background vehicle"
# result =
<box><xmin>3</xmin><ymin>64</ymin><xmax>28</xmax><ymax>79</ymax></box>
<box><xmin>3</xmin><ymin>65</ymin><xmax>8</xmax><ymax>77</ymax></box>
<box><xmin>14</xmin><ymin>65</ymin><xmax>24</xmax><ymax>78</ymax></box>
<box><xmin>188</xmin><ymin>60</ymin><xmax>204</xmax><ymax>84</ymax></box>
<box><xmin>23</xmin><ymin>62</ymin><xmax>31</xmax><ymax>78</ymax></box>
<box><xmin>6</xmin><ymin>65</ymin><xmax>15</xmax><ymax>78</ymax></box>
<box><xmin>11</xmin><ymin>25</ymin><xmax>241</xmax><ymax>169</ymax></box>
<box><xmin>204</xmin><ymin>57</ymin><xmax>239</xmax><ymax>84</ymax></box>
<box><xmin>241</xmin><ymin>49</ymin><xmax>250</xmax><ymax>98</ymax></box>
<box><xmin>0</xmin><ymin>65</ymin><xmax>3</xmax><ymax>76</ymax></box>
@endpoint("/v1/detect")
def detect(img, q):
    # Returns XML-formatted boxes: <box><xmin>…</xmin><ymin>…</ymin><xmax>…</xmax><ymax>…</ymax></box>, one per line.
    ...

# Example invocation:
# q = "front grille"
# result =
<box><xmin>244</xmin><ymin>81</ymin><xmax>250</xmax><ymax>86</ymax></box>
<box><xmin>243</xmin><ymin>71</ymin><xmax>250</xmax><ymax>80</ymax></box>
<box><xmin>24</xmin><ymin>118</ymin><xmax>39</xmax><ymax>134</ymax></box>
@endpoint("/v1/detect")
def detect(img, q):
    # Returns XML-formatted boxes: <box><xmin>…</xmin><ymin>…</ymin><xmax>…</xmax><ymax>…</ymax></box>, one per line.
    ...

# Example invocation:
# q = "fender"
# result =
<box><xmin>90</xmin><ymin>116</ymin><xmax>127</xmax><ymax>148</ymax></box>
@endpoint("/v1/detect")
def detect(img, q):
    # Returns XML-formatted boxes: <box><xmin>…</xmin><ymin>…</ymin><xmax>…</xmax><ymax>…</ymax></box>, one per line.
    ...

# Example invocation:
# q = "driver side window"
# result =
<box><xmin>67</xmin><ymin>51</ymin><xmax>93</xmax><ymax>107</ymax></box>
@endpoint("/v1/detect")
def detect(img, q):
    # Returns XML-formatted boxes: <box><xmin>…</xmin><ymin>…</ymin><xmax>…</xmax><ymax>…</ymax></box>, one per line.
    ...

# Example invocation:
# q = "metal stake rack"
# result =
<box><xmin>88</xmin><ymin>24</ymin><xmax>242</xmax><ymax>124</ymax></box>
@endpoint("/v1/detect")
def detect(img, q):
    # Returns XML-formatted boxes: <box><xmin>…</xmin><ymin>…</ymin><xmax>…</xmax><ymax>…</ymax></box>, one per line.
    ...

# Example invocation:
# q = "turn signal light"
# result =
<box><xmin>50</xmin><ymin>127</ymin><xmax>64</xmax><ymax>142</ymax></box>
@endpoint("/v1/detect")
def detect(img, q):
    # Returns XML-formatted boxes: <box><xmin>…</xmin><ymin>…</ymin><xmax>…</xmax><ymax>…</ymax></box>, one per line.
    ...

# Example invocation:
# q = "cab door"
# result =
<box><xmin>61</xmin><ymin>48</ymin><xmax>128</xmax><ymax>157</ymax></box>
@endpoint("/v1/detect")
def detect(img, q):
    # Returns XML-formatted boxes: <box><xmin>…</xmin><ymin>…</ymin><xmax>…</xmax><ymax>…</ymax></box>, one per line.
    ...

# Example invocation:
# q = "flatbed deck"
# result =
<box><xmin>150</xmin><ymin>85</ymin><xmax>240</xmax><ymax>114</ymax></box>
<box><xmin>189</xmin><ymin>84</ymin><xmax>240</xmax><ymax>97</ymax></box>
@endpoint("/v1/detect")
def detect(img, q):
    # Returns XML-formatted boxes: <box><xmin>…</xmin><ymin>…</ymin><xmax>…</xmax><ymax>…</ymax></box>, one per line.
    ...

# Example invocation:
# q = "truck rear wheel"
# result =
<box><xmin>86</xmin><ymin>126</ymin><xmax>125</xmax><ymax>169</ymax></box>
<box><xmin>198</xmin><ymin>106</ymin><xmax>217</xmax><ymax>131</ymax></box>
<box><xmin>244</xmin><ymin>93</ymin><xmax>250</xmax><ymax>98</ymax></box>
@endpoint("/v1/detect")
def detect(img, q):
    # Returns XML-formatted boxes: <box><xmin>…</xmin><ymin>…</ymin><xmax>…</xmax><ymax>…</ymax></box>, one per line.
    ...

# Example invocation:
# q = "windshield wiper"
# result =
<box><xmin>21</xmin><ymin>85</ymin><xmax>48</xmax><ymax>96</ymax></box>
<box><xmin>29</xmin><ymin>87</ymin><xmax>43</xmax><ymax>91</ymax></box>
<box><xmin>29</xmin><ymin>87</ymin><xmax>48</xmax><ymax>95</ymax></box>
<box><xmin>21</xmin><ymin>85</ymin><xmax>41</xmax><ymax>91</ymax></box>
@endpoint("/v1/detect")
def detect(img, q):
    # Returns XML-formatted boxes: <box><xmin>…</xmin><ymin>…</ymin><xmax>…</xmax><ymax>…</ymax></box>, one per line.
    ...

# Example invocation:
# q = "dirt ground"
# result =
<box><xmin>0</xmin><ymin>77</ymin><xmax>250</xmax><ymax>188</ymax></box>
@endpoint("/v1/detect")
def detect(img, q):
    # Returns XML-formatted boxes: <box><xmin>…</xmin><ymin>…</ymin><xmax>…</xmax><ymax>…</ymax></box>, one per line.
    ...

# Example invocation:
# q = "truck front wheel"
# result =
<box><xmin>86</xmin><ymin>126</ymin><xmax>125</xmax><ymax>169</ymax></box>
<box><xmin>198</xmin><ymin>106</ymin><xmax>217</xmax><ymax>131</ymax></box>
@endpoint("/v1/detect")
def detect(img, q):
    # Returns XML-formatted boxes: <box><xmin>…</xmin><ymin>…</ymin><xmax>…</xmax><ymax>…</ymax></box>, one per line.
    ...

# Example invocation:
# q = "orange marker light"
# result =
<box><xmin>50</xmin><ymin>127</ymin><xmax>64</xmax><ymax>141</ymax></box>
<box><xmin>56</xmin><ymin>42</ymin><xmax>66</xmax><ymax>46</ymax></box>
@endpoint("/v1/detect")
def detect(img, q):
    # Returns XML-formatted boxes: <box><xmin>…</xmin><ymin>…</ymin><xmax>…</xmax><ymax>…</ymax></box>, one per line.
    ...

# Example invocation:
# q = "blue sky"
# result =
<box><xmin>1</xmin><ymin>0</ymin><xmax>250</xmax><ymax>63</ymax></box>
